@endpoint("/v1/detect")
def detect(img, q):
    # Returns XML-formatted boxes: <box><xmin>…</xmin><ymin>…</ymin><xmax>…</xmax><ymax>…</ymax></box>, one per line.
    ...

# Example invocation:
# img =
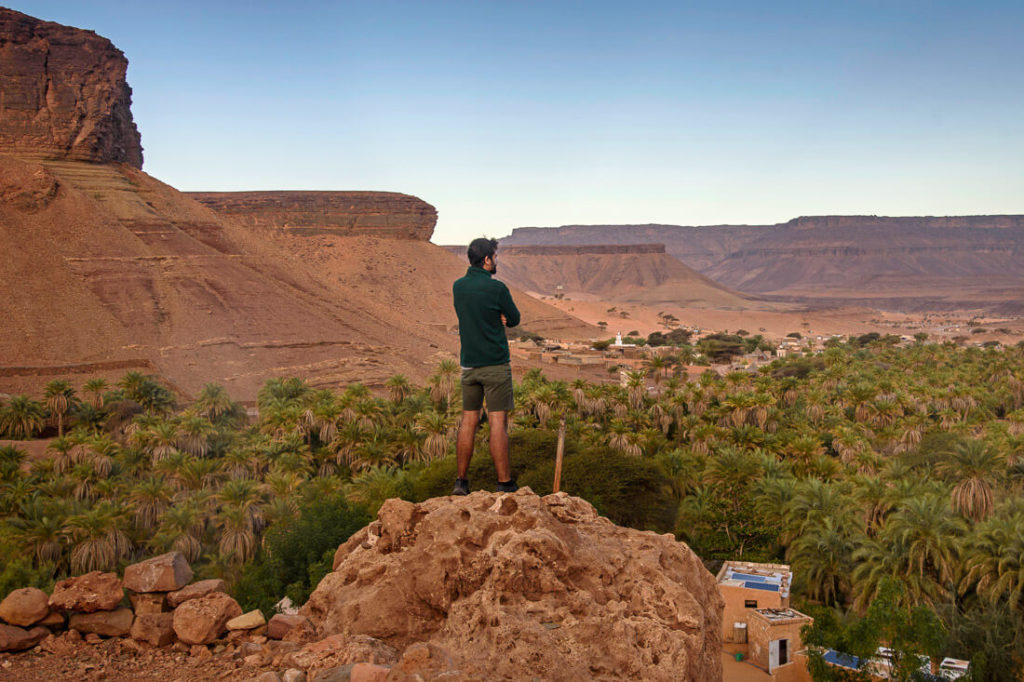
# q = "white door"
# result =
<box><xmin>769</xmin><ymin>639</ymin><xmax>779</xmax><ymax>672</ymax></box>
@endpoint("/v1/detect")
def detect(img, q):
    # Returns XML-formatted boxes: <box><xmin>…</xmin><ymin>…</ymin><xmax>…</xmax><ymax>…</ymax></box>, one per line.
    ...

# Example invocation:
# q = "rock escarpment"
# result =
<box><xmin>503</xmin><ymin>215</ymin><xmax>1024</xmax><ymax>311</ymax></box>
<box><xmin>0</xmin><ymin>8</ymin><xmax>142</xmax><ymax>167</ymax></box>
<box><xmin>467</xmin><ymin>242</ymin><xmax>756</xmax><ymax>307</ymax></box>
<box><xmin>302</xmin><ymin>491</ymin><xmax>723</xmax><ymax>681</ymax></box>
<box><xmin>189</xmin><ymin>191</ymin><xmax>438</xmax><ymax>241</ymax></box>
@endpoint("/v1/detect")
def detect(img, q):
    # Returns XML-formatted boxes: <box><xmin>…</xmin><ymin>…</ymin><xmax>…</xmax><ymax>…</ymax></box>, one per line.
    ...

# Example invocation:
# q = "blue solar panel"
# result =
<box><xmin>823</xmin><ymin>650</ymin><xmax>861</xmax><ymax>670</ymax></box>
<box><xmin>732</xmin><ymin>572</ymin><xmax>767</xmax><ymax>582</ymax></box>
<box><xmin>744</xmin><ymin>581</ymin><xmax>780</xmax><ymax>592</ymax></box>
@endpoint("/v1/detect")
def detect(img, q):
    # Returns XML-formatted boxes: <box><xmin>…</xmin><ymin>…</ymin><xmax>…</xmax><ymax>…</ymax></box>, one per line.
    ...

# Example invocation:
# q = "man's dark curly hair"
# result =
<box><xmin>467</xmin><ymin>237</ymin><xmax>498</xmax><ymax>267</ymax></box>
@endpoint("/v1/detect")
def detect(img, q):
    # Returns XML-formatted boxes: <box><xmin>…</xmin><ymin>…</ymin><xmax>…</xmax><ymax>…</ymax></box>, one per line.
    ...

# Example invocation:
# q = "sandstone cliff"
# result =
<box><xmin>302</xmin><ymin>491</ymin><xmax>723</xmax><ymax>681</ymax></box>
<box><xmin>503</xmin><ymin>216</ymin><xmax>1024</xmax><ymax>312</ymax></box>
<box><xmin>0</xmin><ymin>8</ymin><xmax>142</xmax><ymax>167</ymax></box>
<box><xmin>188</xmin><ymin>191</ymin><xmax>438</xmax><ymax>241</ymax></box>
<box><xmin>481</xmin><ymin>243</ymin><xmax>759</xmax><ymax>308</ymax></box>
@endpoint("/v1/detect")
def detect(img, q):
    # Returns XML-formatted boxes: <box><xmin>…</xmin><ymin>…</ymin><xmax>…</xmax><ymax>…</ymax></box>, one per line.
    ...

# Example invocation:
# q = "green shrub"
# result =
<box><xmin>233</xmin><ymin>493</ymin><xmax>371</xmax><ymax>615</ymax></box>
<box><xmin>410</xmin><ymin>429</ymin><xmax>675</xmax><ymax>532</ymax></box>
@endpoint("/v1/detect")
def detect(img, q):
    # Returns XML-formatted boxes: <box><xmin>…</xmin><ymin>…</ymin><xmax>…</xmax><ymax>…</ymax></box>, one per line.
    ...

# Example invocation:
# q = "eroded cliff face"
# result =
<box><xmin>0</xmin><ymin>8</ymin><xmax>142</xmax><ymax>167</ymax></box>
<box><xmin>189</xmin><ymin>191</ymin><xmax>438</xmax><ymax>241</ymax></box>
<box><xmin>503</xmin><ymin>216</ymin><xmax>1024</xmax><ymax>311</ymax></box>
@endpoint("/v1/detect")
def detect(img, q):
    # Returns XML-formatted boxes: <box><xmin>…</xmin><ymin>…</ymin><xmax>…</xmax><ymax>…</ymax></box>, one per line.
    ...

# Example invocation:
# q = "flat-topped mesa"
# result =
<box><xmin>785</xmin><ymin>214</ymin><xmax>1024</xmax><ymax>231</ymax></box>
<box><xmin>500</xmin><ymin>244</ymin><xmax>666</xmax><ymax>256</ymax></box>
<box><xmin>189</xmin><ymin>191</ymin><xmax>438</xmax><ymax>241</ymax></box>
<box><xmin>442</xmin><ymin>243</ymin><xmax>666</xmax><ymax>258</ymax></box>
<box><xmin>0</xmin><ymin>8</ymin><xmax>143</xmax><ymax>167</ymax></box>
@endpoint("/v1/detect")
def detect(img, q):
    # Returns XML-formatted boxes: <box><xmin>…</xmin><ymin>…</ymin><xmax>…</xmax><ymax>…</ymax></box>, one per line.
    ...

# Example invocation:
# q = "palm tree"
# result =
<box><xmin>960</xmin><ymin>510</ymin><xmax>1024</xmax><ymax>610</ymax></box>
<box><xmin>937</xmin><ymin>439</ymin><xmax>1005</xmax><ymax>522</ymax></box>
<box><xmin>788</xmin><ymin>516</ymin><xmax>856</xmax><ymax>606</ymax></box>
<box><xmin>414</xmin><ymin>410</ymin><xmax>454</xmax><ymax>461</ymax></box>
<box><xmin>176</xmin><ymin>414</ymin><xmax>214</xmax><ymax>457</ymax></box>
<box><xmin>194</xmin><ymin>383</ymin><xmax>240</xmax><ymax>425</ymax></box>
<box><xmin>218</xmin><ymin>478</ymin><xmax>265</xmax><ymax>536</ymax></box>
<box><xmin>0</xmin><ymin>395</ymin><xmax>47</xmax><ymax>439</ymax></box>
<box><xmin>217</xmin><ymin>505</ymin><xmax>258</xmax><ymax>564</ymax></box>
<box><xmin>83</xmin><ymin>378</ymin><xmax>108</xmax><ymax>408</ymax></box>
<box><xmin>385</xmin><ymin>374</ymin><xmax>413</xmax><ymax>404</ymax></box>
<box><xmin>6</xmin><ymin>496</ymin><xmax>67</xmax><ymax>569</ymax></box>
<box><xmin>152</xmin><ymin>501</ymin><xmax>204</xmax><ymax>561</ymax></box>
<box><xmin>128</xmin><ymin>476</ymin><xmax>173</xmax><ymax>531</ymax></box>
<box><xmin>345</xmin><ymin>466</ymin><xmax>411</xmax><ymax>514</ymax></box>
<box><xmin>625</xmin><ymin>370</ymin><xmax>647</xmax><ymax>410</ymax></box>
<box><xmin>67</xmin><ymin>501</ymin><xmax>132</xmax><ymax>574</ymax></box>
<box><xmin>44</xmin><ymin>380</ymin><xmax>77</xmax><ymax>438</ymax></box>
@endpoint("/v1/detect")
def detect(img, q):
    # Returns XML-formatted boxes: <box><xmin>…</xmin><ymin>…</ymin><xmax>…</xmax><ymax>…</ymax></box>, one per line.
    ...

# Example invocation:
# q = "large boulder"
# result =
<box><xmin>69</xmin><ymin>607</ymin><xmax>134</xmax><ymax>637</ymax></box>
<box><xmin>0</xmin><ymin>8</ymin><xmax>143</xmax><ymax>166</ymax></box>
<box><xmin>49</xmin><ymin>571</ymin><xmax>123</xmax><ymax>613</ymax></box>
<box><xmin>0</xmin><ymin>623</ymin><xmax>49</xmax><ymax>652</ymax></box>
<box><xmin>123</xmin><ymin>552</ymin><xmax>192</xmax><ymax>593</ymax></box>
<box><xmin>172</xmin><ymin>592</ymin><xmax>242</xmax><ymax>645</ymax></box>
<box><xmin>303</xmin><ymin>491</ymin><xmax>724</xmax><ymax>681</ymax></box>
<box><xmin>0</xmin><ymin>587</ymin><xmax>50</xmax><ymax>626</ymax></box>
<box><xmin>166</xmin><ymin>579</ymin><xmax>226</xmax><ymax>608</ymax></box>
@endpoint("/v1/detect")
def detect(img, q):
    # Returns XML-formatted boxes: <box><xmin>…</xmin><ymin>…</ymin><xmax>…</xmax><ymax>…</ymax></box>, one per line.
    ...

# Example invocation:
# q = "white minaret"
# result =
<box><xmin>615</xmin><ymin>332</ymin><xmax>623</xmax><ymax>346</ymax></box>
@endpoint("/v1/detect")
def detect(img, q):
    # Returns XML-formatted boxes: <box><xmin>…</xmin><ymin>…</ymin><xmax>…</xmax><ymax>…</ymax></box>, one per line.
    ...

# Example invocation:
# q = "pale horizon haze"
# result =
<box><xmin>9</xmin><ymin>1</ymin><xmax>1024</xmax><ymax>245</ymax></box>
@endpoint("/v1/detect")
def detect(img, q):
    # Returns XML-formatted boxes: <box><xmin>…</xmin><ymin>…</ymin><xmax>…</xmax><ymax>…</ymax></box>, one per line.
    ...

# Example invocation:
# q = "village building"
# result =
<box><xmin>717</xmin><ymin>561</ymin><xmax>813</xmax><ymax>681</ymax></box>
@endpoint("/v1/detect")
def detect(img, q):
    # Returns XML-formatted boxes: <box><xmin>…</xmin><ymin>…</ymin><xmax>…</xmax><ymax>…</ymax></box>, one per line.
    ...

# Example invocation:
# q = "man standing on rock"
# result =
<box><xmin>451</xmin><ymin>237</ymin><xmax>520</xmax><ymax>495</ymax></box>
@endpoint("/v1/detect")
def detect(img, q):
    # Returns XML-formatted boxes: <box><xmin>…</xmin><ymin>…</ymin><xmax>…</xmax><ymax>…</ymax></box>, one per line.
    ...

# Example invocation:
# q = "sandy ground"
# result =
<box><xmin>534</xmin><ymin>295</ymin><xmax>1024</xmax><ymax>345</ymax></box>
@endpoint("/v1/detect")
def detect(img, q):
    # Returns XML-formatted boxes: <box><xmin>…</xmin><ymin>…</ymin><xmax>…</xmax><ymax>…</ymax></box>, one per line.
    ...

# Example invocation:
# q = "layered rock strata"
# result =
<box><xmin>189</xmin><ymin>191</ymin><xmax>438</xmax><ymax>241</ymax></box>
<box><xmin>0</xmin><ymin>8</ymin><xmax>143</xmax><ymax>167</ymax></box>
<box><xmin>503</xmin><ymin>215</ymin><xmax>1024</xmax><ymax>311</ymax></box>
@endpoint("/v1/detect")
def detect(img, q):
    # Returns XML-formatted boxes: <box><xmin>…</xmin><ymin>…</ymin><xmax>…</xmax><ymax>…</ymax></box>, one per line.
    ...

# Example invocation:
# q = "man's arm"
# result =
<box><xmin>500</xmin><ymin>285</ymin><xmax>520</xmax><ymax>328</ymax></box>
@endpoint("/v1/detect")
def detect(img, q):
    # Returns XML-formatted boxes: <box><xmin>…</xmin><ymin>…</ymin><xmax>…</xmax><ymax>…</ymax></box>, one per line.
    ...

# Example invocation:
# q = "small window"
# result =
<box><xmin>744</xmin><ymin>600</ymin><xmax>758</xmax><ymax>608</ymax></box>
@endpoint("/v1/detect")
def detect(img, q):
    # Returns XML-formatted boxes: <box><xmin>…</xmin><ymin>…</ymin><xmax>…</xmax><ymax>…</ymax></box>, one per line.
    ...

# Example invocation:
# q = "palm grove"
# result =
<box><xmin>1</xmin><ymin>339</ymin><xmax>1024</xmax><ymax>678</ymax></box>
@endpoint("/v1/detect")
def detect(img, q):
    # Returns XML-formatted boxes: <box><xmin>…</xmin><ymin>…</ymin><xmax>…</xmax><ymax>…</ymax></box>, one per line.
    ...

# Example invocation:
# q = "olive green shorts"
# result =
<box><xmin>461</xmin><ymin>363</ymin><xmax>514</xmax><ymax>412</ymax></box>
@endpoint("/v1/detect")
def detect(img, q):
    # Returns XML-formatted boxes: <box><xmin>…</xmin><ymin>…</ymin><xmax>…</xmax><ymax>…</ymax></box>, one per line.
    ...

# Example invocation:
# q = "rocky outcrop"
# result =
<box><xmin>189</xmin><ymin>191</ymin><xmax>438</xmax><ymax>241</ymax></box>
<box><xmin>302</xmin><ymin>491</ymin><xmax>723</xmax><ymax>681</ymax></box>
<box><xmin>0</xmin><ymin>8</ymin><xmax>143</xmax><ymax>167</ymax></box>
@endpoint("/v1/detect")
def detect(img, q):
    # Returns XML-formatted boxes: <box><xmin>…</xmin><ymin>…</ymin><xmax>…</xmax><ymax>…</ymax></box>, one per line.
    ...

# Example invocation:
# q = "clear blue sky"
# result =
<box><xmin>13</xmin><ymin>1</ymin><xmax>1024</xmax><ymax>244</ymax></box>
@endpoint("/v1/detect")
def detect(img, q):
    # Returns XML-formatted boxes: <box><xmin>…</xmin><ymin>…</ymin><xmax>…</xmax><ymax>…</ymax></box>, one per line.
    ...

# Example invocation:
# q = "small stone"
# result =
<box><xmin>311</xmin><ymin>665</ymin><xmax>354</xmax><ymax>682</ymax></box>
<box><xmin>351</xmin><ymin>663</ymin><xmax>390</xmax><ymax>682</ymax></box>
<box><xmin>255</xmin><ymin>671</ymin><xmax>282</xmax><ymax>682</ymax></box>
<box><xmin>39</xmin><ymin>610</ymin><xmax>65</xmax><ymax>628</ymax></box>
<box><xmin>85</xmin><ymin>633</ymin><xmax>103</xmax><ymax>644</ymax></box>
<box><xmin>129</xmin><ymin>592</ymin><xmax>167</xmax><ymax>615</ymax></box>
<box><xmin>191</xmin><ymin>643</ymin><xmax>212</xmax><ymax>659</ymax></box>
<box><xmin>282</xmin><ymin>669</ymin><xmax>306</xmax><ymax>682</ymax></box>
<box><xmin>0</xmin><ymin>624</ymin><xmax>49</xmax><ymax>652</ymax></box>
<box><xmin>243</xmin><ymin>653</ymin><xmax>263</xmax><ymax>666</ymax></box>
<box><xmin>123</xmin><ymin>552</ymin><xmax>193</xmax><ymax>593</ymax></box>
<box><xmin>0</xmin><ymin>587</ymin><xmax>51</xmax><ymax>626</ymax></box>
<box><xmin>239</xmin><ymin>642</ymin><xmax>263</xmax><ymax>657</ymax></box>
<box><xmin>267</xmin><ymin>614</ymin><xmax>310</xmax><ymax>640</ymax></box>
<box><xmin>227</xmin><ymin>609</ymin><xmax>266</xmax><ymax>631</ymax></box>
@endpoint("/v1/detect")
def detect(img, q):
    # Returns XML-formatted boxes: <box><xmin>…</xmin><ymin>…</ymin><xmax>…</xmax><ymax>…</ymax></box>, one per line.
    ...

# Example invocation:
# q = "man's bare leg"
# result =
<box><xmin>456</xmin><ymin>409</ymin><xmax>481</xmax><ymax>479</ymax></box>
<box><xmin>487</xmin><ymin>410</ymin><xmax>512</xmax><ymax>482</ymax></box>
